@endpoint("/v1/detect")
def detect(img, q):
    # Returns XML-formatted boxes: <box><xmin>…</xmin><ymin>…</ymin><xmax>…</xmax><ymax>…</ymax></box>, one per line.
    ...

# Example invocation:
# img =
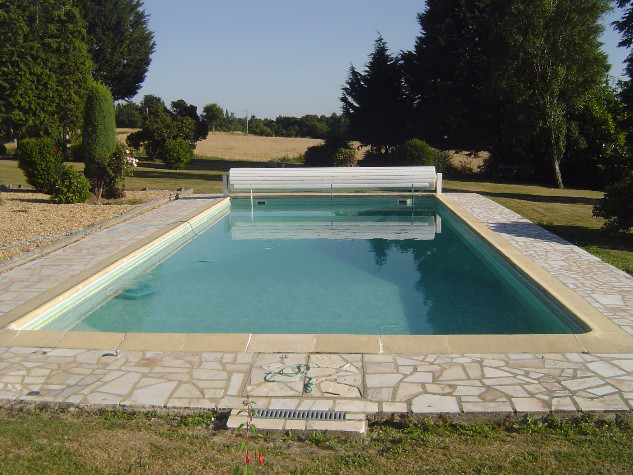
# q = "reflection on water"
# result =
<box><xmin>228</xmin><ymin>207</ymin><xmax>440</xmax><ymax>241</ymax></box>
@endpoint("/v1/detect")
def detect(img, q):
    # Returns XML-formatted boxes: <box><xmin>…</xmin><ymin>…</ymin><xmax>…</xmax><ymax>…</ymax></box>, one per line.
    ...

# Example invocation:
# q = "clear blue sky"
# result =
<box><xmin>133</xmin><ymin>0</ymin><xmax>629</xmax><ymax>119</ymax></box>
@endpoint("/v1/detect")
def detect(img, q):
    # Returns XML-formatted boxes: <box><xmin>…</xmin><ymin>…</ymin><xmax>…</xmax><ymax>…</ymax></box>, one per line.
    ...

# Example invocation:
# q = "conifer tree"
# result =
<box><xmin>403</xmin><ymin>0</ymin><xmax>493</xmax><ymax>151</ymax></box>
<box><xmin>77</xmin><ymin>0</ymin><xmax>156</xmax><ymax>101</ymax></box>
<box><xmin>0</xmin><ymin>0</ymin><xmax>94</xmax><ymax>140</ymax></box>
<box><xmin>341</xmin><ymin>36</ymin><xmax>412</xmax><ymax>156</ymax></box>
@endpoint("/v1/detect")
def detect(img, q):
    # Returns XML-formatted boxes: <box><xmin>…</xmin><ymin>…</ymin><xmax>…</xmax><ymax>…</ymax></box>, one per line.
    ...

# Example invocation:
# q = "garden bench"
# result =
<box><xmin>224</xmin><ymin>166</ymin><xmax>442</xmax><ymax>195</ymax></box>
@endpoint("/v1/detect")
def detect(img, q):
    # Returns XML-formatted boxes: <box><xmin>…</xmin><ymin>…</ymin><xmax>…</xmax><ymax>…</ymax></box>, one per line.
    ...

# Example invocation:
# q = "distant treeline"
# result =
<box><xmin>116</xmin><ymin>98</ymin><xmax>348</xmax><ymax>140</ymax></box>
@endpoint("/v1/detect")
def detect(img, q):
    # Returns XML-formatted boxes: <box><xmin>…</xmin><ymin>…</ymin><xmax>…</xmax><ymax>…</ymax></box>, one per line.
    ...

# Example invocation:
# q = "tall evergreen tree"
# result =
<box><xmin>615</xmin><ymin>1</ymin><xmax>633</xmax><ymax>111</ymax></box>
<box><xmin>341</xmin><ymin>36</ymin><xmax>412</xmax><ymax>155</ymax></box>
<box><xmin>403</xmin><ymin>0</ymin><xmax>493</xmax><ymax>150</ymax></box>
<box><xmin>0</xmin><ymin>0</ymin><xmax>94</xmax><ymax>141</ymax></box>
<box><xmin>77</xmin><ymin>0</ymin><xmax>156</xmax><ymax>101</ymax></box>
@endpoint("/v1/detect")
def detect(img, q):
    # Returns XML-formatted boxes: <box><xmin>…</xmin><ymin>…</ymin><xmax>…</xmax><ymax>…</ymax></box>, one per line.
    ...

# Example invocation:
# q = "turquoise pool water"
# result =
<box><xmin>39</xmin><ymin>196</ymin><xmax>585</xmax><ymax>334</ymax></box>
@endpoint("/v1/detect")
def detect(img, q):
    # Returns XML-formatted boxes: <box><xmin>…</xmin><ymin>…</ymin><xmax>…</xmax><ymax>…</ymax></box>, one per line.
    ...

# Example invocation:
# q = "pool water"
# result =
<box><xmin>40</xmin><ymin>197</ymin><xmax>585</xmax><ymax>334</ymax></box>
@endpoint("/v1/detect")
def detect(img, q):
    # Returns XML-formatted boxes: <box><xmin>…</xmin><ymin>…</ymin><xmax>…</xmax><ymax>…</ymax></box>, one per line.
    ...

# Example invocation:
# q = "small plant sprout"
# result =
<box><xmin>234</xmin><ymin>396</ymin><xmax>264</xmax><ymax>474</ymax></box>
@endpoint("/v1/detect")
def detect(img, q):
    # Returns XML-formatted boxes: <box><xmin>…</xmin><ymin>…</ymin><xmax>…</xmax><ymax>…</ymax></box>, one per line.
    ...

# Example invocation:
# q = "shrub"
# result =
<box><xmin>16</xmin><ymin>138</ymin><xmax>64</xmax><ymax>193</ymax></box>
<box><xmin>125</xmin><ymin>130</ymin><xmax>147</xmax><ymax>150</ymax></box>
<box><xmin>333</xmin><ymin>148</ymin><xmax>357</xmax><ymax>167</ymax></box>
<box><xmin>593</xmin><ymin>173</ymin><xmax>633</xmax><ymax>232</ymax></box>
<box><xmin>50</xmin><ymin>165</ymin><xmax>91</xmax><ymax>204</ymax></box>
<box><xmin>397</xmin><ymin>139</ymin><xmax>434</xmax><ymax>166</ymax></box>
<box><xmin>127</xmin><ymin>100</ymin><xmax>207</xmax><ymax>160</ymax></box>
<box><xmin>304</xmin><ymin>138</ymin><xmax>352</xmax><ymax>167</ymax></box>
<box><xmin>160</xmin><ymin>139</ymin><xmax>193</xmax><ymax>170</ymax></box>
<box><xmin>0</xmin><ymin>143</ymin><xmax>7</xmax><ymax>155</ymax></box>
<box><xmin>431</xmin><ymin>149</ymin><xmax>453</xmax><ymax>173</ymax></box>
<box><xmin>105</xmin><ymin>143</ymin><xmax>137</xmax><ymax>198</ymax></box>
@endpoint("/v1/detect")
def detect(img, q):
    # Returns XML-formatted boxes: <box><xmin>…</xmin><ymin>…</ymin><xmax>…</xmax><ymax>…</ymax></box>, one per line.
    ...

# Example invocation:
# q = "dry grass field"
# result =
<box><xmin>115</xmin><ymin>130</ymin><xmax>323</xmax><ymax>161</ymax></box>
<box><xmin>195</xmin><ymin>132</ymin><xmax>322</xmax><ymax>161</ymax></box>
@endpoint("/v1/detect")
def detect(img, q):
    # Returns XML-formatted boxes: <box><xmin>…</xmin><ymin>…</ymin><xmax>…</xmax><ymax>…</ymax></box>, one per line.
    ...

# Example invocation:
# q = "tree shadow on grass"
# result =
<box><xmin>445</xmin><ymin>185</ymin><xmax>601</xmax><ymax>206</ymax></box>
<box><xmin>132</xmin><ymin>169</ymin><xmax>221</xmax><ymax>182</ymax></box>
<box><xmin>542</xmin><ymin>224</ymin><xmax>632</xmax><ymax>253</ymax></box>
<box><xmin>136</xmin><ymin>158</ymin><xmax>265</xmax><ymax>173</ymax></box>
<box><xmin>478</xmin><ymin>191</ymin><xmax>600</xmax><ymax>206</ymax></box>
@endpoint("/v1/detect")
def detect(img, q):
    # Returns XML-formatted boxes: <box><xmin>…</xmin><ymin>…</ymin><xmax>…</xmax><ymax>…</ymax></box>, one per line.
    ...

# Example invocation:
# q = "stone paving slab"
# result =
<box><xmin>1</xmin><ymin>348</ymin><xmax>632</xmax><ymax>414</ymax></box>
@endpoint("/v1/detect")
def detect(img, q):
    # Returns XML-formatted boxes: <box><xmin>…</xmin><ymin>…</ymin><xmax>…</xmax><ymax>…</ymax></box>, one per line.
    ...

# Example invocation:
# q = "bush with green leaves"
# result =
<box><xmin>126</xmin><ymin>99</ymin><xmax>207</xmax><ymax>160</ymax></box>
<box><xmin>431</xmin><ymin>149</ymin><xmax>453</xmax><ymax>173</ymax></box>
<box><xmin>397</xmin><ymin>139</ymin><xmax>434</xmax><ymax>166</ymax></box>
<box><xmin>50</xmin><ymin>165</ymin><xmax>91</xmax><ymax>204</ymax></box>
<box><xmin>593</xmin><ymin>173</ymin><xmax>633</xmax><ymax>233</ymax></box>
<box><xmin>304</xmin><ymin>138</ymin><xmax>352</xmax><ymax>167</ymax></box>
<box><xmin>16</xmin><ymin>138</ymin><xmax>64</xmax><ymax>193</ymax></box>
<box><xmin>160</xmin><ymin>139</ymin><xmax>193</xmax><ymax>170</ymax></box>
<box><xmin>333</xmin><ymin>148</ymin><xmax>357</xmax><ymax>167</ymax></box>
<box><xmin>104</xmin><ymin>143</ymin><xmax>137</xmax><ymax>197</ymax></box>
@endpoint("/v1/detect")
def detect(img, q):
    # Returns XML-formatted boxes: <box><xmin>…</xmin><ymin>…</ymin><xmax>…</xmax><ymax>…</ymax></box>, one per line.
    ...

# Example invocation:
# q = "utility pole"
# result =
<box><xmin>246</xmin><ymin>109</ymin><xmax>249</xmax><ymax>135</ymax></box>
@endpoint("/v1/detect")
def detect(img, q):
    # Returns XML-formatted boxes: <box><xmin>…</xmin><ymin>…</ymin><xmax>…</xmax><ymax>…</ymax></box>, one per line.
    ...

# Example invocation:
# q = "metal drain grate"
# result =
<box><xmin>252</xmin><ymin>408</ymin><xmax>347</xmax><ymax>421</ymax></box>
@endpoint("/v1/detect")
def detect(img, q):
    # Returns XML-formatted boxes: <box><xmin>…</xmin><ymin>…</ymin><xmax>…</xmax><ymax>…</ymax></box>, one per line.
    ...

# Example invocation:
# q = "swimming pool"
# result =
<box><xmin>22</xmin><ymin>196</ymin><xmax>586</xmax><ymax>335</ymax></box>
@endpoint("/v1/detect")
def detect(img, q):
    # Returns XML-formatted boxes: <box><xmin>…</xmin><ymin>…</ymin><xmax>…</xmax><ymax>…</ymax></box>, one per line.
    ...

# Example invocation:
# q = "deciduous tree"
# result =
<box><xmin>494</xmin><ymin>0</ymin><xmax>610</xmax><ymax>188</ymax></box>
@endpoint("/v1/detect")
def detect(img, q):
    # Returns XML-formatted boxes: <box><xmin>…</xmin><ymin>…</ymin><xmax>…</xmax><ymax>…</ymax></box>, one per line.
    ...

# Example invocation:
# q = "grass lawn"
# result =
<box><xmin>0</xmin><ymin>406</ymin><xmax>632</xmax><ymax>474</ymax></box>
<box><xmin>1</xmin><ymin>155</ymin><xmax>631</xmax><ymax>274</ymax></box>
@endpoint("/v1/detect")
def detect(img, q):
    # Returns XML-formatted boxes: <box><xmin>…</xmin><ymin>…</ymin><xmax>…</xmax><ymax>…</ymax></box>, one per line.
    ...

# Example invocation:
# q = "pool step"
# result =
<box><xmin>226</xmin><ymin>408</ymin><xmax>366</xmax><ymax>434</ymax></box>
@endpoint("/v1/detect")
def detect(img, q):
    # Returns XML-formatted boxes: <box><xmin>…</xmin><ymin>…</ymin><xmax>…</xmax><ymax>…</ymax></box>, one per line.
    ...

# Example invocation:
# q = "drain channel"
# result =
<box><xmin>252</xmin><ymin>408</ymin><xmax>347</xmax><ymax>421</ymax></box>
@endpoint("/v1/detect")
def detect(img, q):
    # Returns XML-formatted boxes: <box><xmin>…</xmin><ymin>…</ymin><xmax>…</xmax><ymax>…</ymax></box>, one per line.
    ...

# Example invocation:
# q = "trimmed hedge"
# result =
<box><xmin>83</xmin><ymin>82</ymin><xmax>116</xmax><ymax>199</ymax></box>
<box><xmin>82</xmin><ymin>81</ymin><xmax>116</xmax><ymax>162</ymax></box>
<box><xmin>16</xmin><ymin>138</ymin><xmax>64</xmax><ymax>193</ymax></box>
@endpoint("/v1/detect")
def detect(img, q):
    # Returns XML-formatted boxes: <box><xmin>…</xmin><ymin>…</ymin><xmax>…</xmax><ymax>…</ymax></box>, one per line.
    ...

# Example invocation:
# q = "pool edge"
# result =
<box><xmin>1</xmin><ymin>192</ymin><xmax>632</xmax><ymax>355</ymax></box>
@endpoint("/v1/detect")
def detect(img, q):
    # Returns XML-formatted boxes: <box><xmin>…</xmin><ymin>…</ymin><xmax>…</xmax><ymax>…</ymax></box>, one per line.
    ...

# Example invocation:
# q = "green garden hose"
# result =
<box><xmin>264</xmin><ymin>363</ymin><xmax>313</xmax><ymax>393</ymax></box>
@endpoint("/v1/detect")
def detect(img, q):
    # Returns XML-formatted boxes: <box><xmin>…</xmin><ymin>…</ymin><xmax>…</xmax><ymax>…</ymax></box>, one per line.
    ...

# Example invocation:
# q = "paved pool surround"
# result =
<box><xmin>0</xmin><ymin>192</ymin><xmax>632</xmax><ymax>415</ymax></box>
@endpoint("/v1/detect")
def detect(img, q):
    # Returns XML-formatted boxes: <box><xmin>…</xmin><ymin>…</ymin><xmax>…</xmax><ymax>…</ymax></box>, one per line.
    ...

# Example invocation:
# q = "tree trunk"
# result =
<box><xmin>552</xmin><ymin>156</ymin><xmax>564</xmax><ymax>189</ymax></box>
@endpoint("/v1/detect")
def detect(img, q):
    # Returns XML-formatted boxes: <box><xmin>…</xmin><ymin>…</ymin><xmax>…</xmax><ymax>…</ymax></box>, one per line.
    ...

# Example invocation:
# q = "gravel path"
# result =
<box><xmin>0</xmin><ymin>190</ymin><xmax>173</xmax><ymax>261</ymax></box>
